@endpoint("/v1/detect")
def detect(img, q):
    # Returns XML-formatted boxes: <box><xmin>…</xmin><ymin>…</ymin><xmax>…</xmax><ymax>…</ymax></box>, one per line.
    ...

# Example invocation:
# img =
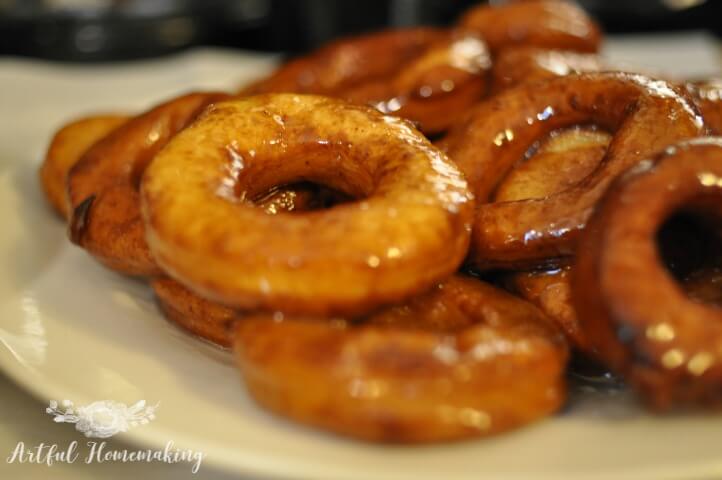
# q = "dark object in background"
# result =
<box><xmin>0</xmin><ymin>0</ymin><xmax>720</xmax><ymax>62</ymax></box>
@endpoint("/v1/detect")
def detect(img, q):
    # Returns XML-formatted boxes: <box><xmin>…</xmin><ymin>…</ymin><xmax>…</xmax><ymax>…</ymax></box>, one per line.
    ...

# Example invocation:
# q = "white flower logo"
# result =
<box><xmin>46</xmin><ymin>399</ymin><xmax>158</xmax><ymax>438</ymax></box>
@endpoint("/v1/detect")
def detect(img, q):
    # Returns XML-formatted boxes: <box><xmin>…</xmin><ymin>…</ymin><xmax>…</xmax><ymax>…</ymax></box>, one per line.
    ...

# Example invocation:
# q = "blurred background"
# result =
<box><xmin>0</xmin><ymin>0</ymin><xmax>721</xmax><ymax>62</ymax></box>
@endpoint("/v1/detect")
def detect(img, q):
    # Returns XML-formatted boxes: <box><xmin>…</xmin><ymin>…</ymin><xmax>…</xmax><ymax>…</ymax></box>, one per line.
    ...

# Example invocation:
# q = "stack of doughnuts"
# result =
<box><xmin>39</xmin><ymin>0</ymin><xmax>722</xmax><ymax>442</ymax></box>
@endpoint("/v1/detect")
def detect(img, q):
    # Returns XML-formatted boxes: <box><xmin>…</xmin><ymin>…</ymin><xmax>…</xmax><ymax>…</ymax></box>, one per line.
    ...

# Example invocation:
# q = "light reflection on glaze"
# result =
<box><xmin>234</xmin><ymin>274</ymin><xmax>567</xmax><ymax>441</ymax></box>
<box><xmin>698</xmin><ymin>172</ymin><xmax>722</xmax><ymax>187</ymax></box>
<box><xmin>215</xmin><ymin>142</ymin><xmax>246</xmax><ymax>202</ymax></box>
<box><xmin>449</xmin><ymin>35</ymin><xmax>491</xmax><ymax>74</ymax></box>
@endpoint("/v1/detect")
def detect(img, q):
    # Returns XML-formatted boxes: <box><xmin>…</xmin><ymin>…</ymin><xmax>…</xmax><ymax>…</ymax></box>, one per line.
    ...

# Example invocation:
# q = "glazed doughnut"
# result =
<box><xmin>234</xmin><ymin>275</ymin><xmax>568</xmax><ymax>442</ymax></box>
<box><xmin>240</xmin><ymin>28</ymin><xmax>444</xmax><ymax>96</ymax></box>
<box><xmin>141</xmin><ymin>94</ymin><xmax>474</xmax><ymax>316</ymax></box>
<box><xmin>152</xmin><ymin>182</ymin><xmax>347</xmax><ymax>347</ymax></box>
<box><xmin>491</xmin><ymin>47</ymin><xmax>606</xmax><ymax>93</ymax></box>
<box><xmin>572</xmin><ymin>137</ymin><xmax>722</xmax><ymax>409</ymax></box>
<box><xmin>241</xmin><ymin>28</ymin><xmax>490</xmax><ymax>134</ymax></box>
<box><xmin>40</xmin><ymin>114</ymin><xmax>128</xmax><ymax>218</ymax></box>
<box><xmin>443</xmin><ymin>73</ymin><xmax>705</xmax><ymax>270</ymax></box>
<box><xmin>67</xmin><ymin>91</ymin><xmax>229</xmax><ymax>276</ymax></box>
<box><xmin>497</xmin><ymin>127</ymin><xmax>609</xmax><ymax>354</ymax></box>
<box><xmin>458</xmin><ymin>0</ymin><xmax>602</xmax><ymax>54</ymax></box>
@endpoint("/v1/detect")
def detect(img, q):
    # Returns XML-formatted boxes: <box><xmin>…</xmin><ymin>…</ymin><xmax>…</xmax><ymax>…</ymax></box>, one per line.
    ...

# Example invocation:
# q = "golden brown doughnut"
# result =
<box><xmin>152</xmin><ymin>183</ymin><xmax>347</xmax><ymax>347</ymax></box>
<box><xmin>443</xmin><ymin>73</ymin><xmax>704</xmax><ymax>270</ymax></box>
<box><xmin>67</xmin><ymin>91</ymin><xmax>229</xmax><ymax>276</ymax></box>
<box><xmin>458</xmin><ymin>0</ymin><xmax>602</xmax><ymax>54</ymax></box>
<box><xmin>234</xmin><ymin>275</ymin><xmax>568</xmax><ymax>442</ymax></box>
<box><xmin>40</xmin><ymin>114</ymin><xmax>128</xmax><ymax>218</ymax></box>
<box><xmin>496</xmin><ymin>127</ymin><xmax>609</xmax><ymax>355</ymax></box>
<box><xmin>572</xmin><ymin>137</ymin><xmax>722</xmax><ymax>409</ymax></box>
<box><xmin>491</xmin><ymin>46</ymin><xmax>606</xmax><ymax>93</ymax></box>
<box><xmin>241</xmin><ymin>28</ymin><xmax>490</xmax><ymax>134</ymax></box>
<box><xmin>141</xmin><ymin>94</ymin><xmax>474</xmax><ymax>316</ymax></box>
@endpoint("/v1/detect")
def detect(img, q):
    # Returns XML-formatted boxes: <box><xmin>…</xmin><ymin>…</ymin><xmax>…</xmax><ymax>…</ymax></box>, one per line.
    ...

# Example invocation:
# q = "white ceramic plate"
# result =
<box><xmin>1</xmin><ymin>43</ymin><xmax>722</xmax><ymax>480</ymax></box>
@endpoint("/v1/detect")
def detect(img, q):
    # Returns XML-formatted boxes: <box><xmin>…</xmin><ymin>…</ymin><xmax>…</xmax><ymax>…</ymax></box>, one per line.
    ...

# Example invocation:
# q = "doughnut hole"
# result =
<box><xmin>657</xmin><ymin>208</ymin><xmax>722</xmax><ymax>308</ymax></box>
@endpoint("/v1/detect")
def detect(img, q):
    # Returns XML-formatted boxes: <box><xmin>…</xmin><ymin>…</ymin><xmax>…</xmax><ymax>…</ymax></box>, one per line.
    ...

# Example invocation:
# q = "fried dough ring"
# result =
<box><xmin>67</xmin><ymin>91</ymin><xmax>229</xmax><ymax>276</ymax></box>
<box><xmin>151</xmin><ymin>183</ymin><xmax>344</xmax><ymax>347</ymax></box>
<box><xmin>491</xmin><ymin>47</ymin><xmax>606</xmax><ymax>93</ymax></box>
<box><xmin>234</xmin><ymin>275</ymin><xmax>568</xmax><ymax>442</ymax></box>
<box><xmin>242</xmin><ymin>29</ymin><xmax>490</xmax><ymax>135</ymax></box>
<box><xmin>443</xmin><ymin>73</ymin><xmax>704</xmax><ymax>270</ymax></box>
<box><xmin>497</xmin><ymin>130</ymin><xmax>604</xmax><ymax>352</ymax></box>
<box><xmin>572</xmin><ymin>138</ymin><xmax>722</xmax><ymax>409</ymax></box>
<box><xmin>497</xmin><ymin>127</ymin><xmax>609</xmax><ymax>354</ymax></box>
<box><xmin>458</xmin><ymin>0</ymin><xmax>602</xmax><ymax>54</ymax></box>
<box><xmin>141</xmin><ymin>94</ymin><xmax>474</xmax><ymax>316</ymax></box>
<box><xmin>40</xmin><ymin>114</ymin><xmax>128</xmax><ymax>218</ymax></box>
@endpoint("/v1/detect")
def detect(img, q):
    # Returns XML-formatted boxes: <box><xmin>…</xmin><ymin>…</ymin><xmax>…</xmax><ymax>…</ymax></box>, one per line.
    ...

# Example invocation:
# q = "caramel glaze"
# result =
<box><xmin>40</xmin><ymin>114</ymin><xmax>128</xmax><ymax>218</ymax></box>
<box><xmin>491</xmin><ymin>46</ymin><xmax>606</xmax><ymax>93</ymax></box>
<box><xmin>66</xmin><ymin>92</ymin><xmax>229</xmax><ymax>276</ymax></box>
<box><xmin>497</xmin><ymin>127</ymin><xmax>610</xmax><ymax>355</ymax></box>
<box><xmin>458</xmin><ymin>0</ymin><xmax>602</xmax><ymax>55</ymax></box>
<box><xmin>572</xmin><ymin>138</ymin><xmax>722</xmax><ymax>409</ymax></box>
<box><xmin>442</xmin><ymin>72</ymin><xmax>705</xmax><ymax>271</ymax></box>
<box><xmin>151</xmin><ymin>182</ymin><xmax>346</xmax><ymax>347</ymax></box>
<box><xmin>241</xmin><ymin>28</ymin><xmax>491</xmax><ymax>135</ymax></box>
<box><xmin>234</xmin><ymin>275</ymin><xmax>568</xmax><ymax>442</ymax></box>
<box><xmin>141</xmin><ymin>94</ymin><xmax>473</xmax><ymax>317</ymax></box>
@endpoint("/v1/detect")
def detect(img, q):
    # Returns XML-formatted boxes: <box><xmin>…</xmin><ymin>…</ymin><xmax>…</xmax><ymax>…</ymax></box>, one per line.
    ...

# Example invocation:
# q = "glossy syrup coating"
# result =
<box><xmin>491</xmin><ymin>46</ymin><xmax>606</xmax><ymax>93</ymax></box>
<box><xmin>443</xmin><ymin>72</ymin><xmax>705</xmax><ymax>270</ymax></box>
<box><xmin>240</xmin><ymin>28</ymin><xmax>491</xmax><ymax>134</ymax></box>
<box><xmin>458</xmin><ymin>0</ymin><xmax>602</xmax><ymax>54</ymax></box>
<box><xmin>151</xmin><ymin>183</ymin><xmax>345</xmax><ymax>347</ymax></box>
<box><xmin>493</xmin><ymin>125</ymin><xmax>611</xmax><ymax>202</ymax></box>
<box><xmin>141</xmin><ymin>94</ymin><xmax>474</xmax><ymax>316</ymax></box>
<box><xmin>40</xmin><ymin>114</ymin><xmax>129</xmax><ymax>218</ymax></box>
<box><xmin>234</xmin><ymin>275</ymin><xmax>568</xmax><ymax>443</ymax></box>
<box><xmin>66</xmin><ymin>92</ymin><xmax>230</xmax><ymax>276</ymax></box>
<box><xmin>496</xmin><ymin>127</ymin><xmax>609</xmax><ymax>355</ymax></box>
<box><xmin>572</xmin><ymin>138</ymin><xmax>722</xmax><ymax>409</ymax></box>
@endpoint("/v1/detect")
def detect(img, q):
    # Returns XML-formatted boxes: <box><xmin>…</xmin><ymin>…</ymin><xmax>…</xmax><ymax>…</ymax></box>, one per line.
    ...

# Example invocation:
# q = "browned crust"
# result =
<box><xmin>234</xmin><ymin>275</ymin><xmax>568</xmax><ymax>442</ymax></box>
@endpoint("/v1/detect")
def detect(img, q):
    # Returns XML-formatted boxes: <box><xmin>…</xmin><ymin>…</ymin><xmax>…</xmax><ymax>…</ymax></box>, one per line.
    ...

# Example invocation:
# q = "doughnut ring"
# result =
<box><xmin>141</xmin><ymin>94</ymin><xmax>474</xmax><ymax>316</ymax></box>
<box><xmin>151</xmin><ymin>182</ymin><xmax>347</xmax><ymax>347</ymax></box>
<box><xmin>490</xmin><ymin>47</ymin><xmax>606</xmax><ymax>93</ymax></box>
<box><xmin>496</xmin><ymin>126</ymin><xmax>609</xmax><ymax>354</ymax></box>
<box><xmin>458</xmin><ymin>0</ymin><xmax>602</xmax><ymax>54</ymax></box>
<box><xmin>443</xmin><ymin>73</ymin><xmax>705</xmax><ymax>270</ymax></box>
<box><xmin>40</xmin><ymin>114</ymin><xmax>128</xmax><ymax>218</ymax></box>
<box><xmin>241</xmin><ymin>28</ymin><xmax>490</xmax><ymax>135</ymax></box>
<box><xmin>67</xmin><ymin>91</ymin><xmax>229</xmax><ymax>276</ymax></box>
<box><xmin>572</xmin><ymin>137</ymin><xmax>722</xmax><ymax>409</ymax></box>
<box><xmin>234</xmin><ymin>275</ymin><xmax>568</xmax><ymax>442</ymax></box>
